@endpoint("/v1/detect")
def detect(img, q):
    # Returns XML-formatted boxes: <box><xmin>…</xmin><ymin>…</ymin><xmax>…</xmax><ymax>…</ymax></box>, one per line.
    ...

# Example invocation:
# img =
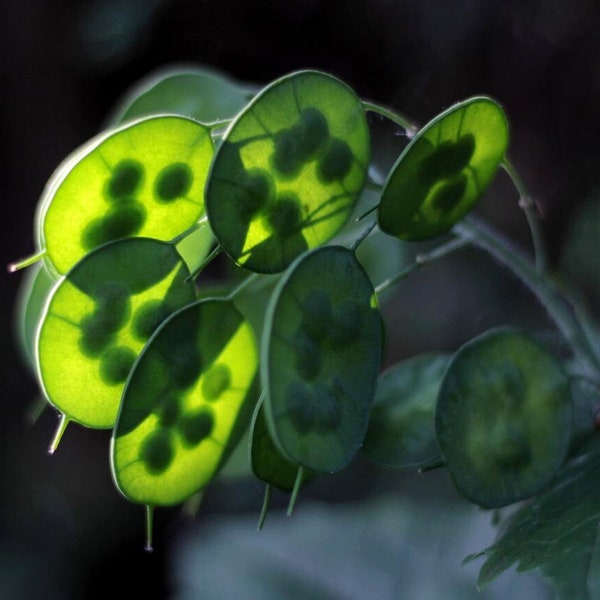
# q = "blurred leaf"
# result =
<box><xmin>472</xmin><ymin>436</ymin><xmax>600</xmax><ymax>599</ymax></box>
<box><xmin>561</xmin><ymin>194</ymin><xmax>600</xmax><ymax>306</ymax></box>
<box><xmin>13</xmin><ymin>261</ymin><xmax>56</xmax><ymax>372</ymax></box>
<box><xmin>107</xmin><ymin>64</ymin><xmax>256</xmax><ymax>125</ymax></box>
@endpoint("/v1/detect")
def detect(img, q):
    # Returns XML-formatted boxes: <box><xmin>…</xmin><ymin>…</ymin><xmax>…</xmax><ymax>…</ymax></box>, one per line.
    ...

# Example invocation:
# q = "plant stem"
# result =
<box><xmin>258</xmin><ymin>484</ymin><xmax>272</xmax><ymax>531</ymax></box>
<box><xmin>455</xmin><ymin>217</ymin><xmax>600</xmax><ymax>377</ymax></box>
<box><xmin>374</xmin><ymin>236</ymin><xmax>470</xmax><ymax>296</ymax></box>
<box><xmin>48</xmin><ymin>413</ymin><xmax>70</xmax><ymax>454</ymax></box>
<box><xmin>350</xmin><ymin>220</ymin><xmax>377</xmax><ymax>252</ymax></box>
<box><xmin>361</xmin><ymin>101</ymin><xmax>419</xmax><ymax>137</ymax></box>
<box><xmin>287</xmin><ymin>466</ymin><xmax>304</xmax><ymax>516</ymax></box>
<box><xmin>8</xmin><ymin>249</ymin><xmax>46</xmax><ymax>273</ymax></box>
<box><xmin>501</xmin><ymin>157</ymin><xmax>547</xmax><ymax>273</ymax></box>
<box><xmin>145</xmin><ymin>505</ymin><xmax>154</xmax><ymax>553</ymax></box>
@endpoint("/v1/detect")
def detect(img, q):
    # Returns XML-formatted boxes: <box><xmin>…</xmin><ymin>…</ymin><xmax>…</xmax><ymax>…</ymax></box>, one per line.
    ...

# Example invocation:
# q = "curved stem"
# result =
<box><xmin>455</xmin><ymin>217</ymin><xmax>600</xmax><ymax>377</ymax></box>
<box><xmin>374</xmin><ymin>235</ymin><xmax>470</xmax><ymax>296</ymax></box>
<box><xmin>501</xmin><ymin>157</ymin><xmax>547</xmax><ymax>273</ymax></box>
<box><xmin>350</xmin><ymin>220</ymin><xmax>377</xmax><ymax>252</ymax></box>
<box><xmin>257</xmin><ymin>484</ymin><xmax>272</xmax><ymax>531</ymax></box>
<box><xmin>362</xmin><ymin>101</ymin><xmax>418</xmax><ymax>138</ymax></box>
<box><xmin>287</xmin><ymin>466</ymin><xmax>304</xmax><ymax>516</ymax></box>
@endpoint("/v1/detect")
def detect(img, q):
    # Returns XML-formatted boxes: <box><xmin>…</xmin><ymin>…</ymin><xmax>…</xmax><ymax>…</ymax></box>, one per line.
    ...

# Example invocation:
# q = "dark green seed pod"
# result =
<box><xmin>435</xmin><ymin>328</ymin><xmax>572</xmax><ymax>508</ymax></box>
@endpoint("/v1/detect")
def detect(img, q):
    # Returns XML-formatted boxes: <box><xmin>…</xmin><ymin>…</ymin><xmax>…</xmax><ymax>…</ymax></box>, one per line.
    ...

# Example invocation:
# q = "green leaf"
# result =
<box><xmin>36</xmin><ymin>115</ymin><xmax>214</xmax><ymax>274</ymax></box>
<box><xmin>36</xmin><ymin>238</ymin><xmax>195</xmax><ymax>429</ymax></box>
<box><xmin>261</xmin><ymin>245</ymin><xmax>382</xmax><ymax>473</ymax></box>
<box><xmin>362</xmin><ymin>352</ymin><xmax>449</xmax><ymax>468</ymax></box>
<box><xmin>106</xmin><ymin>64</ymin><xmax>255</xmax><ymax>125</ymax></box>
<box><xmin>472</xmin><ymin>436</ymin><xmax>600</xmax><ymax>600</ymax></box>
<box><xmin>205</xmin><ymin>69</ymin><xmax>371</xmax><ymax>273</ymax></box>
<box><xmin>13</xmin><ymin>262</ymin><xmax>57</xmax><ymax>372</ymax></box>
<box><xmin>111</xmin><ymin>298</ymin><xmax>259</xmax><ymax>506</ymax></box>
<box><xmin>435</xmin><ymin>327</ymin><xmax>572</xmax><ymax>508</ymax></box>
<box><xmin>378</xmin><ymin>97</ymin><xmax>509</xmax><ymax>241</ymax></box>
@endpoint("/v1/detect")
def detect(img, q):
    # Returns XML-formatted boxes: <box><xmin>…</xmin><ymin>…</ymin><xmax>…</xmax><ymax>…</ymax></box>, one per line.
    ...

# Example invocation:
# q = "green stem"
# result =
<box><xmin>287</xmin><ymin>466</ymin><xmax>304</xmax><ymax>516</ymax></box>
<box><xmin>418</xmin><ymin>458</ymin><xmax>446</xmax><ymax>474</ymax></box>
<box><xmin>48</xmin><ymin>413</ymin><xmax>70</xmax><ymax>454</ymax></box>
<box><xmin>361</xmin><ymin>100</ymin><xmax>418</xmax><ymax>137</ymax></box>
<box><xmin>374</xmin><ymin>235</ymin><xmax>470</xmax><ymax>296</ymax></box>
<box><xmin>350</xmin><ymin>220</ymin><xmax>377</xmax><ymax>252</ymax></box>
<box><xmin>258</xmin><ymin>484</ymin><xmax>272</xmax><ymax>531</ymax></box>
<box><xmin>145</xmin><ymin>505</ymin><xmax>154</xmax><ymax>553</ymax></box>
<box><xmin>207</xmin><ymin>118</ymin><xmax>233</xmax><ymax>131</ymax></box>
<box><xmin>455</xmin><ymin>217</ymin><xmax>600</xmax><ymax>377</ymax></box>
<box><xmin>8</xmin><ymin>249</ymin><xmax>46</xmax><ymax>273</ymax></box>
<box><xmin>501</xmin><ymin>157</ymin><xmax>547</xmax><ymax>273</ymax></box>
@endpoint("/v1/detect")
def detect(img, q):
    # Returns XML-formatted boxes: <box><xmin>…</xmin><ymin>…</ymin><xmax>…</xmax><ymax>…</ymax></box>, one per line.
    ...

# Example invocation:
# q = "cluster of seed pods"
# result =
<box><xmin>11</xmin><ymin>66</ymin><xmax>578</xmax><ymax>548</ymax></box>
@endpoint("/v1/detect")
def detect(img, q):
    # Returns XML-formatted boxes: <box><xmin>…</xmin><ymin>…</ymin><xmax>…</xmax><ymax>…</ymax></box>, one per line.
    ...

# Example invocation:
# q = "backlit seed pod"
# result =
<box><xmin>378</xmin><ymin>97</ymin><xmax>509</xmax><ymax>241</ymax></box>
<box><xmin>205</xmin><ymin>70</ymin><xmax>370</xmax><ymax>273</ymax></box>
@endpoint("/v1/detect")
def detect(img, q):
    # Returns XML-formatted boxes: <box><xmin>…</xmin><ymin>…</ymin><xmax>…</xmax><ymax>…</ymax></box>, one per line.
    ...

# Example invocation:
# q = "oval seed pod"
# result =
<box><xmin>435</xmin><ymin>328</ymin><xmax>572</xmax><ymax>508</ymax></box>
<box><xmin>36</xmin><ymin>115</ymin><xmax>214</xmax><ymax>275</ymax></box>
<box><xmin>262</xmin><ymin>245</ymin><xmax>382</xmax><ymax>473</ymax></box>
<box><xmin>36</xmin><ymin>238</ymin><xmax>196</xmax><ymax>431</ymax></box>
<box><xmin>378</xmin><ymin>97</ymin><xmax>509</xmax><ymax>241</ymax></box>
<box><xmin>111</xmin><ymin>298</ymin><xmax>259</xmax><ymax>507</ymax></box>
<box><xmin>205</xmin><ymin>70</ymin><xmax>370</xmax><ymax>273</ymax></box>
<box><xmin>362</xmin><ymin>352</ymin><xmax>450</xmax><ymax>468</ymax></box>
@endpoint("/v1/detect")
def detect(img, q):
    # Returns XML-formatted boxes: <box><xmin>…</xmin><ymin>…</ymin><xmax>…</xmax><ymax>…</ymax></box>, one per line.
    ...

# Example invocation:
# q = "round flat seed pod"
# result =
<box><xmin>205</xmin><ymin>70</ymin><xmax>370</xmax><ymax>273</ymax></box>
<box><xmin>435</xmin><ymin>328</ymin><xmax>572</xmax><ymax>508</ymax></box>
<box><xmin>378</xmin><ymin>97</ymin><xmax>509</xmax><ymax>241</ymax></box>
<box><xmin>111</xmin><ymin>298</ymin><xmax>258</xmax><ymax>507</ymax></box>
<box><xmin>36</xmin><ymin>238</ymin><xmax>195</xmax><ymax>429</ymax></box>
<box><xmin>36</xmin><ymin>115</ymin><xmax>214</xmax><ymax>274</ymax></box>
<box><xmin>262</xmin><ymin>245</ymin><xmax>382</xmax><ymax>473</ymax></box>
<box><xmin>362</xmin><ymin>353</ymin><xmax>449</xmax><ymax>468</ymax></box>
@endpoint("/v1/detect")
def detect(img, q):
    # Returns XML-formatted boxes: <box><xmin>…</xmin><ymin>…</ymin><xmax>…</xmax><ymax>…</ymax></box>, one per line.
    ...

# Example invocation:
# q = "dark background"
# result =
<box><xmin>1</xmin><ymin>1</ymin><xmax>599</xmax><ymax>598</ymax></box>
